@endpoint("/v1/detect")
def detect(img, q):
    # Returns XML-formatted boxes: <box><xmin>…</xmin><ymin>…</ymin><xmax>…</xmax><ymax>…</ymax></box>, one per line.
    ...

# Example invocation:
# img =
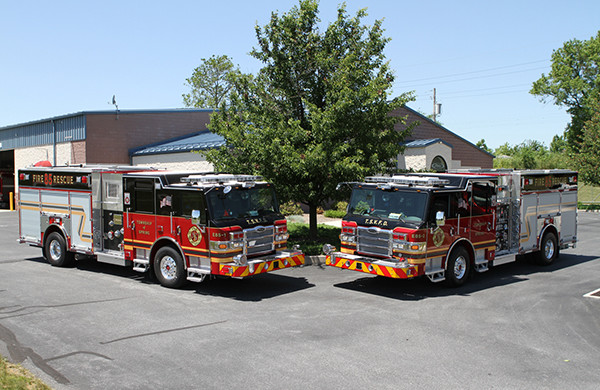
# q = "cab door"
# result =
<box><xmin>469</xmin><ymin>181</ymin><xmax>496</xmax><ymax>259</ymax></box>
<box><xmin>123</xmin><ymin>177</ymin><xmax>157</xmax><ymax>255</ymax></box>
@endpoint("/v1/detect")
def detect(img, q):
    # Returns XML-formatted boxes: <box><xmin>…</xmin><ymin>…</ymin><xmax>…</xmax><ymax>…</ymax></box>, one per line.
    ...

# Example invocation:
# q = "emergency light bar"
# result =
<box><xmin>181</xmin><ymin>174</ymin><xmax>264</xmax><ymax>185</ymax></box>
<box><xmin>365</xmin><ymin>175</ymin><xmax>450</xmax><ymax>187</ymax></box>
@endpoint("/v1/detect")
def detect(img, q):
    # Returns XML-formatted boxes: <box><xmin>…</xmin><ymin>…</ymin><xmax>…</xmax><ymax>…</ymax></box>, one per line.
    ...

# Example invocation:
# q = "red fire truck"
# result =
<box><xmin>323</xmin><ymin>169</ymin><xmax>578</xmax><ymax>286</ymax></box>
<box><xmin>18</xmin><ymin>165</ymin><xmax>304</xmax><ymax>288</ymax></box>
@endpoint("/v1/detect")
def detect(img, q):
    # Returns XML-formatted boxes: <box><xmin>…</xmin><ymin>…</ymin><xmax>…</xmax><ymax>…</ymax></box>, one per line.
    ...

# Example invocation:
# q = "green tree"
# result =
<box><xmin>493</xmin><ymin>139</ymin><xmax>569</xmax><ymax>169</ymax></box>
<box><xmin>549</xmin><ymin>134</ymin><xmax>567</xmax><ymax>153</ymax></box>
<box><xmin>475</xmin><ymin>139</ymin><xmax>492</xmax><ymax>154</ymax></box>
<box><xmin>206</xmin><ymin>0</ymin><xmax>415</xmax><ymax>237</ymax></box>
<box><xmin>573</xmin><ymin>97</ymin><xmax>600</xmax><ymax>185</ymax></box>
<box><xmin>530</xmin><ymin>31</ymin><xmax>600</xmax><ymax>151</ymax></box>
<box><xmin>183</xmin><ymin>55</ymin><xmax>240</xmax><ymax>109</ymax></box>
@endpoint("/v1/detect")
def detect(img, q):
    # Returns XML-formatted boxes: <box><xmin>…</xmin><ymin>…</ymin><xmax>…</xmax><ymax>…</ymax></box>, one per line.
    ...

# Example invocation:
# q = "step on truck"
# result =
<box><xmin>323</xmin><ymin>169</ymin><xmax>578</xmax><ymax>286</ymax></box>
<box><xmin>18</xmin><ymin>165</ymin><xmax>304</xmax><ymax>288</ymax></box>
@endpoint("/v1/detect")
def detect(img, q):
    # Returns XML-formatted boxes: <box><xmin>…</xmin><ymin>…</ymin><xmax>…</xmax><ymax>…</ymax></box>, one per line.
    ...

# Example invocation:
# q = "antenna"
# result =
<box><xmin>111</xmin><ymin>95</ymin><xmax>119</xmax><ymax>120</ymax></box>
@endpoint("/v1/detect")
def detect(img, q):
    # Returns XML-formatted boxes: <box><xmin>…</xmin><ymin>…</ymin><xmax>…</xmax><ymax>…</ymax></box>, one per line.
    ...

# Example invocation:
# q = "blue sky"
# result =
<box><xmin>1</xmin><ymin>0</ymin><xmax>599</xmax><ymax>149</ymax></box>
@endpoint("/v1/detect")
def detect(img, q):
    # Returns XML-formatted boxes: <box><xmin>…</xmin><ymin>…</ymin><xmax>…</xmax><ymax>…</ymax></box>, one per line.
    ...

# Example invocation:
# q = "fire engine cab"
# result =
<box><xmin>323</xmin><ymin>169</ymin><xmax>578</xmax><ymax>286</ymax></box>
<box><xmin>18</xmin><ymin>165</ymin><xmax>304</xmax><ymax>288</ymax></box>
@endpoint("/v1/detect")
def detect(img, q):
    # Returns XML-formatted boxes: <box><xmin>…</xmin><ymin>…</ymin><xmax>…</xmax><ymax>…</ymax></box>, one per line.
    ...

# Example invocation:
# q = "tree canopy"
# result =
<box><xmin>492</xmin><ymin>139</ymin><xmax>568</xmax><ymax>170</ymax></box>
<box><xmin>572</xmin><ymin>96</ymin><xmax>600</xmax><ymax>185</ymax></box>
<box><xmin>206</xmin><ymin>0</ymin><xmax>415</xmax><ymax>237</ymax></box>
<box><xmin>530</xmin><ymin>31</ymin><xmax>600</xmax><ymax>151</ymax></box>
<box><xmin>183</xmin><ymin>55</ymin><xmax>239</xmax><ymax>109</ymax></box>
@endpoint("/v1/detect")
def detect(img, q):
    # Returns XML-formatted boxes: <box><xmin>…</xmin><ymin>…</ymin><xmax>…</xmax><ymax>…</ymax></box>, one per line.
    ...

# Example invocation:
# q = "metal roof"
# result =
<box><xmin>130</xmin><ymin>130</ymin><xmax>225</xmax><ymax>156</ymax></box>
<box><xmin>403</xmin><ymin>138</ymin><xmax>452</xmax><ymax>148</ymax></box>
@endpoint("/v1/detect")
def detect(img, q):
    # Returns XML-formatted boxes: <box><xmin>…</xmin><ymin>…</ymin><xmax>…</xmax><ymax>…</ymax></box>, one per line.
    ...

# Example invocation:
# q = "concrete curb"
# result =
<box><xmin>303</xmin><ymin>255</ymin><xmax>326</xmax><ymax>267</ymax></box>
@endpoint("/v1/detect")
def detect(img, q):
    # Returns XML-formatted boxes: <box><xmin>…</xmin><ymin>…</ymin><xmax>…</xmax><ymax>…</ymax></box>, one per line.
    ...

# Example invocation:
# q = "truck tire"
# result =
<box><xmin>44</xmin><ymin>232</ymin><xmax>75</xmax><ymax>267</ymax></box>
<box><xmin>445</xmin><ymin>246</ymin><xmax>471</xmax><ymax>287</ymax></box>
<box><xmin>536</xmin><ymin>231</ymin><xmax>558</xmax><ymax>266</ymax></box>
<box><xmin>153</xmin><ymin>247</ymin><xmax>187</xmax><ymax>289</ymax></box>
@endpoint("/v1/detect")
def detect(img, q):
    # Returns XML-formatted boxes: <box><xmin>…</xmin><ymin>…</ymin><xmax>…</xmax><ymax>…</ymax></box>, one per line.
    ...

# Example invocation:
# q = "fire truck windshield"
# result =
<box><xmin>206</xmin><ymin>186</ymin><xmax>279</xmax><ymax>221</ymax></box>
<box><xmin>348</xmin><ymin>187</ymin><xmax>428</xmax><ymax>225</ymax></box>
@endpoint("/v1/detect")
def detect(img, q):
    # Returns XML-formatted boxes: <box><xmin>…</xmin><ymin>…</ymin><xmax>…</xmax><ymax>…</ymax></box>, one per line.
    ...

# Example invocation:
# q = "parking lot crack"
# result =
<box><xmin>99</xmin><ymin>320</ymin><xmax>227</xmax><ymax>345</ymax></box>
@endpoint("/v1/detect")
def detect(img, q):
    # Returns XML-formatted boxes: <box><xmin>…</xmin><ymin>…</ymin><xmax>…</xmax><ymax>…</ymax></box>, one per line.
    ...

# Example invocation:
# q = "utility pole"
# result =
<box><xmin>433</xmin><ymin>88</ymin><xmax>437</xmax><ymax>122</ymax></box>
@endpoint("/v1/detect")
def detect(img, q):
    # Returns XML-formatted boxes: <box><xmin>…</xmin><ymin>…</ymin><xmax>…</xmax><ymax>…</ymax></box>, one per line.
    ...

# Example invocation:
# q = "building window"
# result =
<box><xmin>431</xmin><ymin>155</ymin><xmax>447</xmax><ymax>172</ymax></box>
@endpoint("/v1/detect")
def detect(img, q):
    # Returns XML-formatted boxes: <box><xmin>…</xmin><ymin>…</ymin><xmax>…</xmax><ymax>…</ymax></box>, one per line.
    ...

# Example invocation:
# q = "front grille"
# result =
<box><xmin>357</xmin><ymin>226</ymin><xmax>392</xmax><ymax>258</ymax></box>
<box><xmin>245</xmin><ymin>226</ymin><xmax>275</xmax><ymax>257</ymax></box>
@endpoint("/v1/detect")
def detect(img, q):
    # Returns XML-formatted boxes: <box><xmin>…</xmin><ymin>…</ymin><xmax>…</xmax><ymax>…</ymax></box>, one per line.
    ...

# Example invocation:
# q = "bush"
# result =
<box><xmin>287</xmin><ymin>222</ymin><xmax>341</xmax><ymax>256</ymax></box>
<box><xmin>280</xmin><ymin>201</ymin><xmax>303</xmax><ymax>216</ymax></box>
<box><xmin>324</xmin><ymin>209</ymin><xmax>346</xmax><ymax>218</ymax></box>
<box><xmin>323</xmin><ymin>201</ymin><xmax>347</xmax><ymax>218</ymax></box>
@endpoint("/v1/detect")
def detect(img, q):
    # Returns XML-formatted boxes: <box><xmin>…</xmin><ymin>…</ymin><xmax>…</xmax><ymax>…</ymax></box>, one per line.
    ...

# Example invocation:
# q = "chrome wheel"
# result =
<box><xmin>536</xmin><ymin>232</ymin><xmax>558</xmax><ymax>266</ymax></box>
<box><xmin>49</xmin><ymin>240</ymin><xmax>62</xmax><ymax>261</ymax></box>
<box><xmin>544</xmin><ymin>238</ymin><xmax>555</xmax><ymax>260</ymax></box>
<box><xmin>159</xmin><ymin>255</ymin><xmax>177</xmax><ymax>280</ymax></box>
<box><xmin>453</xmin><ymin>255</ymin><xmax>467</xmax><ymax>279</ymax></box>
<box><xmin>445</xmin><ymin>246</ymin><xmax>471</xmax><ymax>287</ymax></box>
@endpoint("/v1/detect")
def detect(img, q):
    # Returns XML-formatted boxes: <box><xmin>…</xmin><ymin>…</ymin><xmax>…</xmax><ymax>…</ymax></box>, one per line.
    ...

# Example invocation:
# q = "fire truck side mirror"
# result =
<box><xmin>191</xmin><ymin>210</ymin><xmax>201</xmax><ymax>225</ymax></box>
<box><xmin>435</xmin><ymin>211</ymin><xmax>446</xmax><ymax>227</ymax></box>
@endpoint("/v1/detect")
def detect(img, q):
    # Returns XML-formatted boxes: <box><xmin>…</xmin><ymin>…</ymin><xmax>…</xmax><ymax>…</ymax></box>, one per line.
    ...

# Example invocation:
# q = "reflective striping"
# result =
<box><xmin>218</xmin><ymin>254</ymin><xmax>305</xmax><ymax>277</ymax></box>
<box><xmin>20</xmin><ymin>198</ymin><xmax>93</xmax><ymax>244</ymax></box>
<box><xmin>326</xmin><ymin>255</ymin><xmax>418</xmax><ymax>279</ymax></box>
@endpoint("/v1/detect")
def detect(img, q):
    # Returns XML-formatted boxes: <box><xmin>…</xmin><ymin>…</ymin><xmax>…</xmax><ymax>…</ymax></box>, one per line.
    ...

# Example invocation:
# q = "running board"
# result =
<box><xmin>133</xmin><ymin>258</ymin><xmax>150</xmax><ymax>273</ymax></box>
<box><xmin>187</xmin><ymin>267</ymin><xmax>210</xmax><ymax>283</ymax></box>
<box><xmin>426</xmin><ymin>268</ymin><xmax>445</xmax><ymax>283</ymax></box>
<box><xmin>474</xmin><ymin>260</ymin><xmax>489</xmax><ymax>273</ymax></box>
<box><xmin>97</xmin><ymin>251</ymin><xmax>128</xmax><ymax>267</ymax></box>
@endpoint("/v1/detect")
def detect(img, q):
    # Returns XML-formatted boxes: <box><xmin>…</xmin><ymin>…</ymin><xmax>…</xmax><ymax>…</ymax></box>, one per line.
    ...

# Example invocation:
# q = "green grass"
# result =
<box><xmin>1</xmin><ymin>355</ymin><xmax>51</xmax><ymax>390</ymax></box>
<box><xmin>288</xmin><ymin>222</ymin><xmax>340</xmax><ymax>256</ymax></box>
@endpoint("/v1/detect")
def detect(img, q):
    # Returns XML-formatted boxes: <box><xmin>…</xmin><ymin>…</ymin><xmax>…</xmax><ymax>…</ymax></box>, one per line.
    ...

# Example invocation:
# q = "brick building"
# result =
<box><xmin>0</xmin><ymin>109</ymin><xmax>212</xmax><ymax>205</ymax></box>
<box><xmin>394</xmin><ymin>106</ymin><xmax>493</xmax><ymax>171</ymax></box>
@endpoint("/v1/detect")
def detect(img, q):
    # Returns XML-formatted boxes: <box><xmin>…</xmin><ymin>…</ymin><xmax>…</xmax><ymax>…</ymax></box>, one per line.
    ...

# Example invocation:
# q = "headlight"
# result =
<box><xmin>234</xmin><ymin>254</ymin><xmax>248</xmax><ymax>265</ymax></box>
<box><xmin>322</xmin><ymin>244</ymin><xmax>335</xmax><ymax>255</ymax></box>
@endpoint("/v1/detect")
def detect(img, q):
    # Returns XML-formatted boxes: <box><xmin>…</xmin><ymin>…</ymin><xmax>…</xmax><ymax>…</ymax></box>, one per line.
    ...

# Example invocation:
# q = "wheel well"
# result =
<box><xmin>446</xmin><ymin>239</ymin><xmax>475</xmax><ymax>269</ymax></box>
<box><xmin>540</xmin><ymin>224</ymin><xmax>558</xmax><ymax>246</ymax></box>
<box><xmin>43</xmin><ymin>226</ymin><xmax>67</xmax><ymax>248</ymax></box>
<box><xmin>149</xmin><ymin>239</ymin><xmax>186</xmax><ymax>272</ymax></box>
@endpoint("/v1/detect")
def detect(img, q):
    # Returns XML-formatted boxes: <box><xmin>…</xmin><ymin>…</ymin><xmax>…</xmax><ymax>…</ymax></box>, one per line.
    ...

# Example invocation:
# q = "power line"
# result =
<box><xmin>396</xmin><ymin>66</ymin><xmax>549</xmax><ymax>89</ymax></box>
<box><xmin>395</xmin><ymin>59</ymin><xmax>549</xmax><ymax>84</ymax></box>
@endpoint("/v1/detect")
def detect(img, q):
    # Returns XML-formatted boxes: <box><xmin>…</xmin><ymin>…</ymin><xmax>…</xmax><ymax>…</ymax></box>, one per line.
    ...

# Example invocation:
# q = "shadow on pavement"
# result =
<box><xmin>192</xmin><ymin>273</ymin><xmax>315</xmax><ymax>301</ymax></box>
<box><xmin>25</xmin><ymin>256</ymin><xmax>314</xmax><ymax>301</ymax></box>
<box><xmin>333</xmin><ymin>253</ymin><xmax>599</xmax><ymax>301</ymax></box>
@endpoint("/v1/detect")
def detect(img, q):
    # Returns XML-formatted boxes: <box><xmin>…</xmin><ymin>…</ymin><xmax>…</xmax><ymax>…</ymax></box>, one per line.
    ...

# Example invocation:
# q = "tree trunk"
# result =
<box><xmin>308</xmin><ymin>203</ymin><xmax>318</xmax><ymax>240</ymax></box>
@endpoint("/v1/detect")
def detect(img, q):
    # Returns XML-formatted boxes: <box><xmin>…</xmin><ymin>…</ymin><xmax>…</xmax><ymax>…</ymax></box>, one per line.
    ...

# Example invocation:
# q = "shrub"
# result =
<box><xmin>280</xmin><ymin>201</ymin><xmax>303</xmax><ymax>216</ymax></box>
<box><xmin>287</xmin><ymin>222</ymin><xmax>341</xmax><ymax>256</ymax></box>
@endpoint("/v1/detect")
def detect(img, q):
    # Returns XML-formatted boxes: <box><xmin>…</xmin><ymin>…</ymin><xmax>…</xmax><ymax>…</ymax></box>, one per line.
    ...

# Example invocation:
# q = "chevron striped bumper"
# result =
<box><xmin>216</xmin><ymin>251</ymin><xmax>305</xmax><ymax>278</ymax></box>
<box><xmin>326</xmin><ymin>253</ymin><xmax>420</xmax><ymax>279</ymax></box>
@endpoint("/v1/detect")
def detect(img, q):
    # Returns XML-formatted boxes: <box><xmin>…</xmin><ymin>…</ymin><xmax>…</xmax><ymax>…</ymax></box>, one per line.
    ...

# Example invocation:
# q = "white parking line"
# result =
<box><xmin>583</xmin><ymin>288</ymin><xmax>600</xmax><ymax>299</ymax></box>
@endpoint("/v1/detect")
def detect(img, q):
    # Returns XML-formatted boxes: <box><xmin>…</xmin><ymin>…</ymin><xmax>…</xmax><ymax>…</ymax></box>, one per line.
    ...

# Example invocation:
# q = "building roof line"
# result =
<box><xmin>0</xmin><ymin>108</ymin><xmax>214</xmax><ymax>130</ymax></box>
<box><xmin>401</xmin><ymin>105</ymin><xmax>495</xmax><ymax>158</ymax></box>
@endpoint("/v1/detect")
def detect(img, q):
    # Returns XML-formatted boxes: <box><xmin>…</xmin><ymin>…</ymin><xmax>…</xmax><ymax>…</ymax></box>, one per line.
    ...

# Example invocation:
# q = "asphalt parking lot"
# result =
<box><xmin>1</xmin><ymin>210</ymin><xmax>600</xmax><ymax>389</ymax></box>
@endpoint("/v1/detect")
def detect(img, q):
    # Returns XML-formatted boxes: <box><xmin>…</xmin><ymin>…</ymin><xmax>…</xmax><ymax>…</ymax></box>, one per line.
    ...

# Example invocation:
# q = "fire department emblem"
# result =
<box><xmin>432</xmin><ymin>227</ymin><xmax>445</xmax><ymax>247</ymax></box>
<box><xmin>187</xmin><ymin>226</ymin><xmax>202</xmax><ymax>246</ymax></box>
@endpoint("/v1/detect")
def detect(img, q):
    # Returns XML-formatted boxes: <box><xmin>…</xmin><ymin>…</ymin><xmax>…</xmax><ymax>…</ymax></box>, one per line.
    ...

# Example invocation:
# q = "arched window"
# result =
<box><xmin>431</xmin><ymin>155</ymin><xmax>447</xmax><ymax>172</ymax></box>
